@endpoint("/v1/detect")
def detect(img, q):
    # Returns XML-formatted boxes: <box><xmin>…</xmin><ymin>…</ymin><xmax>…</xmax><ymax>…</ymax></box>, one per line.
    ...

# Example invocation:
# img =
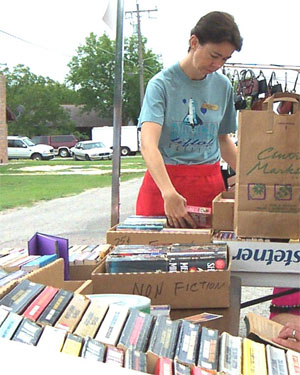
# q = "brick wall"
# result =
<box><xmin>0</xmin><ymin>74</ymin><xmax>8</xmax><ymax>164</ymax></box>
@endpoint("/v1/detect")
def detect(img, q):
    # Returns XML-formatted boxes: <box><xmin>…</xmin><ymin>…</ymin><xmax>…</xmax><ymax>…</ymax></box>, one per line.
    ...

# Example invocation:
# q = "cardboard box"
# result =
<box><xmin>69</xmin><ymin>264</ymin><xmax>99</xmax><ymax>281</ymax></box>
<box><xmin>212</xmin><ymin>191</ymin><xmax>235</xmax><ymax>231</ymax></box>
<box><xmin>91</xmin><ymin>251</ymin><xmax>231</xmax><ymax>309</ymax></box>
<box><xmin>0</xmin><ymin>259</ymin><xmax>93</xmax><ymax>300</ymax></box>
<box><xmin>106</xmin><ymin>226</ymin><xmax>212</xmax><ymax>246</ymax></box>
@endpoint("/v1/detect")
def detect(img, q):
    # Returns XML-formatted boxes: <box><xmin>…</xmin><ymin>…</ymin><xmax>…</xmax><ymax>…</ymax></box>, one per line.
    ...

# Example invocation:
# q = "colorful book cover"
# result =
<box><xmin>105</xmin><ymin>346</ymin><xmax>124</xmax><ymax>367</ymax></box>
<box><xmin>61</xmin><ymin>333</ymin><xmax>83</xmax><ymax>356</ymax></box>
<box><xmin>22</xmin><ymin>285</ymin><xmax>59</xmax><ymax>321</ymax></box>
<box><xmin>74</xmin><ymin>302</ymin><xmax>108</xmax><ymax>338</ymax></box>
<box><xmin>21</xmin><ymin>254</ymin><xmax>58</xmax><ymax>272</ymax></box>
<box><xmin>197</xmin><ymin>327</ymin><xmax>219</xmax><ymax>371</ymax></box>
<box><xmin>286</xmin><ymin>349</ymin><xmax>300</xmax><ymax>375</ymax></box>
<box><xmin>155</xmin><ymin>357</ymin><xmax>173</xmax><ymax>375</ymax></box>
<box><xmin>243</xmin><ymin>338</ymin><xmax>267</xmax><ymax>375</ymax></box>
<box><xmin>124</xmin><ymin>349</ymin><xmax>147</xmax><ymax>372</ymax></box>
<box><xmin>37</xmin><ymin>289</ymin><xmax>73</xmax><ymax>326</ymax></box>
<box><xmin>174</xmin><ymin>320</ymin><xmax>201</xmax><ymax>366</ymax></box>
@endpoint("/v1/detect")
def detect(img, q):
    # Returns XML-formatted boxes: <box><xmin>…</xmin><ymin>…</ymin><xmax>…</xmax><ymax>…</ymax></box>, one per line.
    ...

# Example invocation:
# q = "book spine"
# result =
<box><xmin>55</xmin><ymin>294</ymin><xmax>90</xmax><ymax>333</ymax></box>
<box><xmin>37</xmin><ymin>325</ymin><xmax>67</xmax><ymax>352</ymax></box>
<box><xmin>124</xmin><ymin>349</ymin><xmax>147</xmax><ymax>372</ymax></box>
<box><xmin>22</xmin><ymin>286</ymin><xmax>59</xmax><ymax>321</ymax></box>
<box><xmin>175</xmin><ymin>320</ymin><xmax>201</xmax><ymax>366</ymax></box>
<box><xmin>37</xmin><ymin>289</ymin><xmax>73</xmax><ymax>326</ymax></box>
<box><xmin>197</xmin><ymin>327</ymin><xmax>219</xmax><ymax>371</ymax></box>
<box><xmin>243</xmin><ymin>338</ymin><xmax>267</xmax><ymax>375</ymax></box>
<box><xmin>155</xmin><ymin>357</ymin><xmax>173</xmax><ymax>375</ymax></box>
<box><xmin>12</xmin><ymin>317</ymin><xmax>43</xmax><ymax>345</ymax></box>
<box><xmin>61</xmin><ymin>333</ymin><xmax>83</xmax><ymax>356</ymax></box>
<box><xmin>74</xmin><ymin>302</ymin><xmax>108</xmax><ymax>338</ymax></box>
<box><xmin>0</xmin><ymin>312</ymin><xmax>23</xmax><ymax>339</ymax></box>
<box><xmin>218</xmin><ymin>331</ymin><xmax>242</xmax><ymax>375</ymax></box>
<box><xmin>266</xmin><ymin>344</ymin><xmax>288</xmax><ymax>375</ymax></box>
<box><xmin>105</xmin><ymin>346</ymin><xmax>124</xmax><ymax>367</ymax></box>
<box><xmin>174</xmin><ymin>361</ymin><xmax>191</xmax><ymax>375</ymax></box>
<box><xmin>286</xmin><ymin>349</ymin><xmax>300</xmax><ymax>375</ymax></box>
<box><xmin>80</xmin><ymin>337</ymin><xmax>106</xmax><ymax>361</ymax></box>
<box><xmin>94</xmin><ymin>304</ymin><xmax>129</xmax><ymax>346</ymax></box>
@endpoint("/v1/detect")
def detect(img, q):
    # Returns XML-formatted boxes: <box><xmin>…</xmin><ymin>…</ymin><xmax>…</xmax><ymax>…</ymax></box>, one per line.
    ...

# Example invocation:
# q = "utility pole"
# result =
<box><xmin>125</xmin><ymin>2</ymin><xmax>157</xmax><ymax>108</ymax></box>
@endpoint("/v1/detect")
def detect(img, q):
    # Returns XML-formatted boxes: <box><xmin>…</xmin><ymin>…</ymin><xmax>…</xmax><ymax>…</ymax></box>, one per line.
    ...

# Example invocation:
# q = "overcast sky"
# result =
<box><xmin>1</xmin><ymin>0</ymin><xmax>299</xmax><ymax>88</ymax></box>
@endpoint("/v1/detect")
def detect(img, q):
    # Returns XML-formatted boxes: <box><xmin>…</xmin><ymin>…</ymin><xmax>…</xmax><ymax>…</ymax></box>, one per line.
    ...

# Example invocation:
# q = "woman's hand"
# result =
<box><xmin>272</xmin><ymin>322</ymin><xmax>300</xmax><ymax>352</ymax></box>
<box><xmin>163</xmin><ymin>190</ymin><xmax>197</xmax><ymax>228</ymax></box>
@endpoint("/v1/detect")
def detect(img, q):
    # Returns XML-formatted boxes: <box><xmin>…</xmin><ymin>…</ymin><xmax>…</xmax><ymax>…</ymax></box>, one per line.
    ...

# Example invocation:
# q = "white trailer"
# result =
<box><xmin>91</xmin><ymin>125</ymin><xmax>140</xmax><ymax>156</ymax></box>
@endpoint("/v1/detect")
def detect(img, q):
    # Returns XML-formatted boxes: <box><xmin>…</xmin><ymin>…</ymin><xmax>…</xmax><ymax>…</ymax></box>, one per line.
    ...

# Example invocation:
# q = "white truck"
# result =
<box><xmin>91</xmin><ymin>125</ymin><xmax>140</xmax><ymax>156</ymax></box>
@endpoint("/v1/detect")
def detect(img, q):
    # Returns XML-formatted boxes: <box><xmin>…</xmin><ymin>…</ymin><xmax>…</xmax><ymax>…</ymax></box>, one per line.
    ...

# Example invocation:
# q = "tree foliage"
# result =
<box><xmin>2</xmin><ymin>65</ymin><xmax>77</xmax><ymax>137</ymax></box>
<box><xmin>67</xmin><ymin>32</ymin><xmax>163</xmax><ymax>124</ymax></box>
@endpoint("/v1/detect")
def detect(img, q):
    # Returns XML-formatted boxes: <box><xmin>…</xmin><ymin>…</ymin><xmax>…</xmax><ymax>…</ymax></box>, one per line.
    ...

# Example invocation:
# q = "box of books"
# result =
<box><xmin>212</xmin><ymin>191</ymin><xmax>235</xmax><ymax>231</ymax></box>
<box><xmin>91</xmin><ymin>246</ymin><xmax>231</xmax><ymax>309</ymax></box>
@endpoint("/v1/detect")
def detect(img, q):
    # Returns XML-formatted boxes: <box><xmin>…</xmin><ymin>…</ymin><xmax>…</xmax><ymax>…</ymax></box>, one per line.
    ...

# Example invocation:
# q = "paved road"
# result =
<box><xmin>0</xmin><ymin>176</ymin><xmax>272</xmax><ymax>335</ymax></box>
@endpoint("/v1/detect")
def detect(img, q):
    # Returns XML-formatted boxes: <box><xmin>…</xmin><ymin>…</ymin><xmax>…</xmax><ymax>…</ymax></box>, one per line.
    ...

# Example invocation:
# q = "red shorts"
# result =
<box><xmin>136</xmin><ymin>162</ymin><xmax>225</xmax><ymax>216</ymax></box>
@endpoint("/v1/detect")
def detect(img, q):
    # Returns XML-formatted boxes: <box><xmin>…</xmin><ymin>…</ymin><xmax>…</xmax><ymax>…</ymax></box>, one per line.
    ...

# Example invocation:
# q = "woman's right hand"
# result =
<box><xmin>163</xmin><ymin>190</ymin><xmax>197</xmax><ymax>229</ymax></box>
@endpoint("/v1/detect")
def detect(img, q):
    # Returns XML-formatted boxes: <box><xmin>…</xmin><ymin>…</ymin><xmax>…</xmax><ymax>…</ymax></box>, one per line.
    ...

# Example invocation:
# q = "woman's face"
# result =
<box><xmin>190</xmin><ymin>35</ymin><xmax>235</xmax><ymax>78</ymax></box>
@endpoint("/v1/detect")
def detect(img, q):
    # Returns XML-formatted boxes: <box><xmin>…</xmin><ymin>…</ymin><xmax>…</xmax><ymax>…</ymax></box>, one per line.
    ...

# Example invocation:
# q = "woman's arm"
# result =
<box><xmin>219</xmin><ymin>134</ymin><xmax>237</xmax><ymax>172</ymax></box>
<box><xmin>140</xmin><ymin>122</ymin><xmax>197</xmax><ymax>228</ymax></box>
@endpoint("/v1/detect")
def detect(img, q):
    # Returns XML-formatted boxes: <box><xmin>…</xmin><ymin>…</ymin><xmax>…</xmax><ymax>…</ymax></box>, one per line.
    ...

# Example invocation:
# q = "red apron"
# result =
<box><xmin>136</xmin><ymin>162</ymin><xmax>225</xmax><ymax>216</ymax></box>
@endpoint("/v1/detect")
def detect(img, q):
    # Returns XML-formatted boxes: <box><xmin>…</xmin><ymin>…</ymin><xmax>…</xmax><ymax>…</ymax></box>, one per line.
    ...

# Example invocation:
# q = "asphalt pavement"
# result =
<box><xmin>0</xmin><ymin>176</ymin><xmax>272</xmax><ymax>335</ymax></box>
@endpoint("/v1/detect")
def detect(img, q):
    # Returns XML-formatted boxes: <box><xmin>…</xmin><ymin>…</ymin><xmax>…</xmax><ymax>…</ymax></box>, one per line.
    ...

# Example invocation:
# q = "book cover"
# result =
<box><xmin>21</xmin><ymin>254</ymin><xmax>58</xmax><ymax>272</ymax></box>
<box><xmin>124</xmin><ymin>348</ymin><xmax>147</xmax><ymax>372</ymax></box>
<box><xmin>266</xmin><ymin>344</ymin><xmax>288</xmax><ymax>375</ymax></box>
<box><xmin>186</xmin><ymin>205</ymin><xmax>212</xmax><ymax>229</ymax></box>
<box><xmin>28</xmin><ymin>232</ymin><xmax>69</xmax><ymax>279</ymax></box>
<box><xmin>37</xmin><ymin>289</ymin><xmax>73</xmax><ymax>326</ymax></box>
<box><xmin>61</xmin><ymin>332</ymin><xmax>83</xmax><ymax>356</ymax></box>
<box><xmin>0</xmin><ymin>269</ymin><xmax>28</xmax><ymax>288</ymax></box>
<box><xmin>155</xmin><ymin>357</ymin><xmax>173</xmax><ymax>375</ymax></box>
<box><xmin>94</xmin><ymin>304</ymin><xmax>129</xmax><ymax>346</ymax></box>
<box><xmin>106</xmin><ymin>253</ymin><xmax>168</xmax><ymax>273</ymax></box>
<box><xmin>0</xmin><ymin>311</ymin><xmax>23</xmax><ymax>339</ymax></box>
<box><xmin>197</xmin><ymin>327</ymin><xmax>219</xmax><ymax>371</ymax></box>
<box><xmin>55</xmin><ymin>293</ymin><xmax>90</xmax><ymax>333</ymax></box>
<box><xmin>105</xmin><ymin>346</ymin><xmax>124</xmax><ymax>367</ymax></box>
<box><xmin>80</xmin><ymin>336</ymin><xmax>106</xmax><ymax>362</ymax></box>
<box><xmin>174</xmin><ymin>320</ymin><xmax>201</xmax><ymax>367</ymax></box>
<box><xmin>286</xmin><ymin>349</ymin><xmax>300</xmax><ymax>375</ymax></box>
<box><xmin>117</xmin><ymin>308</ymin><xmax>154</xmax><ymax>352</ymax></box>
<box><xmin>243</xmin><ymin>338</ymin><xmax>267</xmax><ymax>375</ymax></box>
<box><xmin>218</xmin><ymin>331</ymin><xmax>242</xmax><ymax>375</ymax></box>
<box><xmin>37</xmin><ymin>324</ymin><xmax>67</xmax><ymax>352</ymax></box>
<box><xmin>22</xmin><ymin>285</ymin><xmax>59</xmax><ymax>321</ymax></box>
<box><xmin>0</xmin><ymin>279</ymin><xmax>45</xmax><ymax>314</ymax></box>
<box><xmin>12</xmin><ymin>317</ymin><xmax>43</xmax><ymax>345</ymax></box>
<box><xmin>174</xmin><ymin>361</ymin><xmax>191</xmax><ymax>375</ymax></box>
<box><xmin>4</xmin><ymin>255</ymin><xmax>40</xmax><ymax>272</ymax></box>
<box><xmin>148</xmin><ymin>316</ymin><xmax>181</xmax><ymax>359</ymax></box>
<box><xmin>74</xmin><ymin>301</ymin><xmax>108</xmax><ymax>338</ymax></box>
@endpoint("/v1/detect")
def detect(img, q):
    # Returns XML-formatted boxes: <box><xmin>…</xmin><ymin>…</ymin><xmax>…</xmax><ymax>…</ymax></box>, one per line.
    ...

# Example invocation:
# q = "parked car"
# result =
<box><xmin>70</xmin><ymin>141</ymin><xmax>113</xmax><ymax>161</ymax></box>
<box><xmin>7</xmin><ymin>136</ymin><xmax>55</xmax><ymax>160</ymax></box>
<box><xmin>32</xmin><ymin>135</ymin><xmax>78</xmax><ymax>158</ymax></box>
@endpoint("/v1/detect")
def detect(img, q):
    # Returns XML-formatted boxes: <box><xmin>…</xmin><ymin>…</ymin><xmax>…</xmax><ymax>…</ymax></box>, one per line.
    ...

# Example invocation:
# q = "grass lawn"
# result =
<box><xmin>0</xmin><ymin>156</ymin><xmax>146</xmax><ymax>211</ymax></box>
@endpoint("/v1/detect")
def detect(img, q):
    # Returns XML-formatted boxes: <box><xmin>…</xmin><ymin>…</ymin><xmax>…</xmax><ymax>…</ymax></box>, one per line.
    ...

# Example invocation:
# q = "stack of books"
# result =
<box><xmin>115</xmin><ymin>215</ymin><xmax>168</xmax><ymax>231</ymax></box>
<box><xmin>105</xmin><ymin>243</ymin><xmax>228</xmax><ymax>273</ymax></box>
<box><xmin>0</xmin><ymin>279</ymin><xmax>298</xmax><ymax>375</ymax></box>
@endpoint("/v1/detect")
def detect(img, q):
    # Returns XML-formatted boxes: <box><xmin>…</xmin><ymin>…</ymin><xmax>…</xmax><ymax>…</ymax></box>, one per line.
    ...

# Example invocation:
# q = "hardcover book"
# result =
<box><xmin>0</xmin><ymin>279</ymin><xmax>45</xmax><ymax>314</ymax></box>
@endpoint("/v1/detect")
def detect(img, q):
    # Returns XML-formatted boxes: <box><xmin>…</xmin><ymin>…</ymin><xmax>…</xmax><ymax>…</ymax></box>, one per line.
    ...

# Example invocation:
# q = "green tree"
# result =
<box><xmin>1</xmin><ymin>65</ymin><xmax>78</xmax><ymax>137</ymax></box>
<box><xmin>67</xmin><ymin>32</ymin><xmax>163</xmax><ymax>124</ymax></box>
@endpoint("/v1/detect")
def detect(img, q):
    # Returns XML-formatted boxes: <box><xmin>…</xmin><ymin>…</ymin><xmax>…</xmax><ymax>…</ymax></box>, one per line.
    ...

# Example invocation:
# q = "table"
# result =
<box><xmin>170</xmin><ymin>276</ymin><xmax>241</xmax><ymax>336</ymax></box>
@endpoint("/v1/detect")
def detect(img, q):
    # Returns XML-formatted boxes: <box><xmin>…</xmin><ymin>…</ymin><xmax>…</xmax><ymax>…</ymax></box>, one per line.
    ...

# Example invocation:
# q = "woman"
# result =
<box><xmin>136</xmin><ymin>11</ymin><xmax>243</xmax><ymax>228</ymax></box>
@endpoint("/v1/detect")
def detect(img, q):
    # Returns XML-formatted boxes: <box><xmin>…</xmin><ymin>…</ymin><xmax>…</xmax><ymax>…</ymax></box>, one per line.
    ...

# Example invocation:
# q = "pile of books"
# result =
<box><xmin>105</xmin><ymin>243</ymin><xmax>228</xmax><ymax>273</ymax></box>
<box><xmin>68</xmin><ymin>244</ymin><xmax>111</xmax><ymax>265</ymax></box>
<box><xmin>116</xmin><ymin>215</ymin><xmax>168</xmax><ymax>231</ymax></box>
<box><xmin>0</xmin><ymin>279</ymin><xmax>298</xmax><ymax>374</ymax></box>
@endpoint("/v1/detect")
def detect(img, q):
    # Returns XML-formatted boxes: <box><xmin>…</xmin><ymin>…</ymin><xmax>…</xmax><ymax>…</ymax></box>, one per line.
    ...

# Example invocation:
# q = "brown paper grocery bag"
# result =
<box><xmin>234</xmin><ymin>93</ymin><xmax>300</xmax><ymax>239</ymax></box>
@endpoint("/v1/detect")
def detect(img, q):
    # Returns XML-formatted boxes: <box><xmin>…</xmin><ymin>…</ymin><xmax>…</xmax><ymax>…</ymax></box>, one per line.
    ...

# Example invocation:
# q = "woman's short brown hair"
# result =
<box><xmin>190</xmin><ymin>11</ymin><xmax>243</xmax><ymax>51</ymax></box>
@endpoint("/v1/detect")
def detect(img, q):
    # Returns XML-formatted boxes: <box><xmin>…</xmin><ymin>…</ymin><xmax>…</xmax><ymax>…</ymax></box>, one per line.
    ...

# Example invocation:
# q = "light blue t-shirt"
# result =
<box><xmin>138</xmin><ymin>62</ymin><xmax>237</xmax><ymax>165</ymax></box>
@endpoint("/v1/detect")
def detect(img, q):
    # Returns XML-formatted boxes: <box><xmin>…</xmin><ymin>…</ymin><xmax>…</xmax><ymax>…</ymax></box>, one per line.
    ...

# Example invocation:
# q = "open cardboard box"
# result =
<box><xmin>212</xmin><ymin>191</ymin><xmax>235</xmax><ymax>231</ymax></box>
<box><xmin>106</xmin><ymin>226</ymin><xmax>212</xmax><ymax>246</ymax></box>
<box><xmin>91</xmin><ymin>248</ymin><xmax>231</xmax><ymax>309</ymax></box>
<box><xmin>0</xmin><ymin>259</ymin><xmax>92</xmax><ymax>299</ymax></box>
